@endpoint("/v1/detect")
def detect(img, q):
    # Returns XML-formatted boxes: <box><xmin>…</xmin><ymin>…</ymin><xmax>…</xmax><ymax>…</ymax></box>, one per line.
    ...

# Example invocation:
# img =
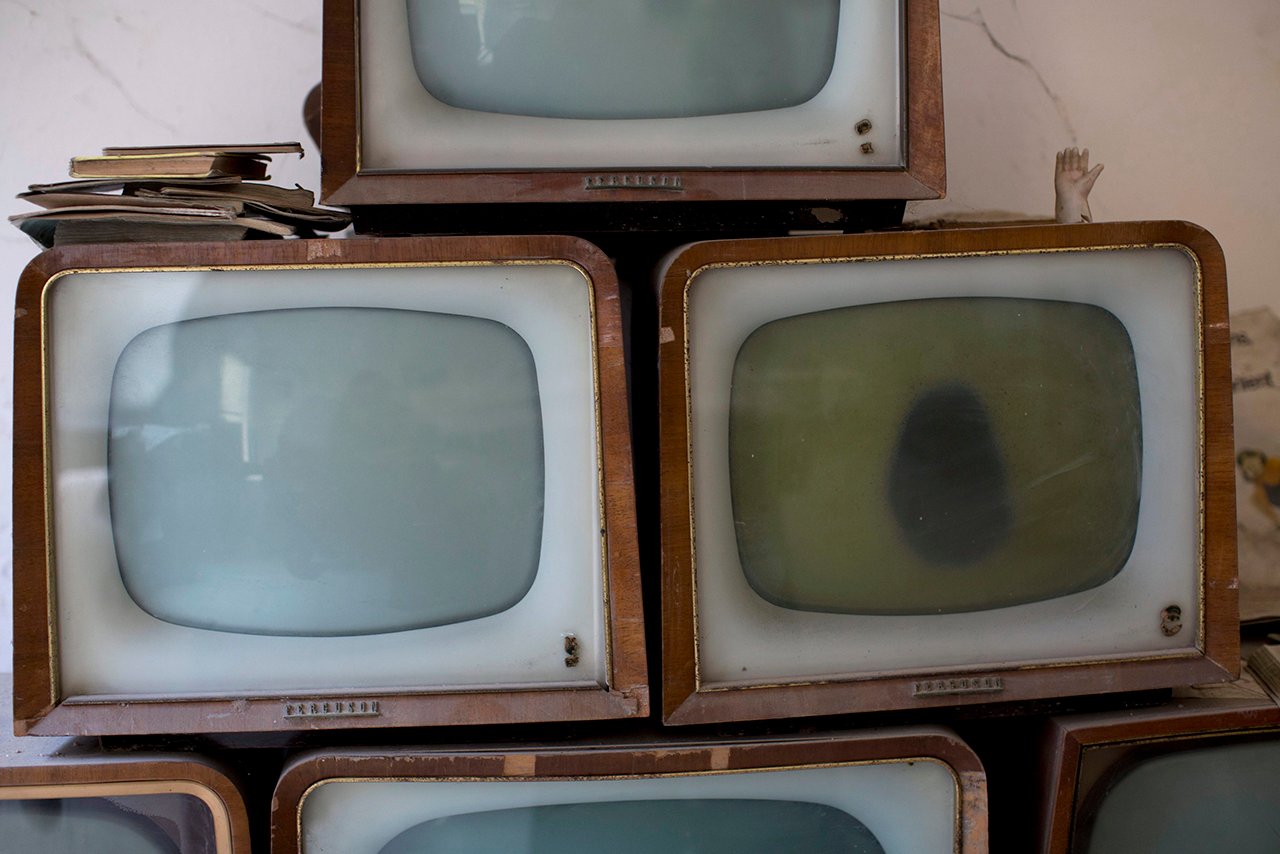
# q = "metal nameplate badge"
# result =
<box><xmin>912</xmin><ymin>677</ymin><xmax>1005</xmax><ymax>698</ymax></box>
<box><xmin>583</xmin><ymin>174</ymin><xmax>685</xmax><ymax>191</ymax></box>
<box><xmin>283</xmin><ymin>699</ymin><xmax>382</xmax><ymax>720</ymax></box>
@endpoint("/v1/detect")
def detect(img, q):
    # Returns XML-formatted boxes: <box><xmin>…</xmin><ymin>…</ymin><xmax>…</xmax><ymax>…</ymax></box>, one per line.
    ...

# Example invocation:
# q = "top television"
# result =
<box><xmin>658</xmin><ymin>221</ymin><xmax>1237</xmax><ymax>724</ymax></box>
<box><xmin>321</xmin><ymin>0</ymin><xmax>944</xmax><ymax>213</ymax></box>
<box><xmin>12</xmin><ymin>235</ymin><xmax>646</xmax><ymax>735</ymax></box>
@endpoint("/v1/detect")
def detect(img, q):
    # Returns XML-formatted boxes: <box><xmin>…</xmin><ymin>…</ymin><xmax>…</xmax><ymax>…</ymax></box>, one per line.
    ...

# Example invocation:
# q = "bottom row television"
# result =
<box><xmin>5</xmin><ymin>691</ymin><xmax>1280</xmax><ymax>853</ymax></box>
<box><xmin>270</xmin><ymin>729</ymin><xmax>989</xmax><ymax>854</ymax></box>
<box><xmin>0</xmin><ymin>736</ymin><xmax>251</xmax><ymax>853</ymax></box>
<box><xmin>0</xmin><ymin>727</ymin><xmax>986</xmax><ymax>853</ymax></box>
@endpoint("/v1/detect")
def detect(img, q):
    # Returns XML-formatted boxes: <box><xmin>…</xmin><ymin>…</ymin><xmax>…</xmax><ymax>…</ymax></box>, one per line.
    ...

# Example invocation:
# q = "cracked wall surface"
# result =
<box><xmin>910</xmin><ymin>0</ymin><xmax>1280</xmax><ymax>303</ymax></box>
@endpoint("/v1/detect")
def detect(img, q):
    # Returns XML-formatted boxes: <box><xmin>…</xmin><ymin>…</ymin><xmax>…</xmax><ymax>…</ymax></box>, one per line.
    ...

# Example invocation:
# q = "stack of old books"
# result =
<box><xmin>10</xmin><ymin>142</ymin><xmax>349</xmax><ymax>247</ymax></box>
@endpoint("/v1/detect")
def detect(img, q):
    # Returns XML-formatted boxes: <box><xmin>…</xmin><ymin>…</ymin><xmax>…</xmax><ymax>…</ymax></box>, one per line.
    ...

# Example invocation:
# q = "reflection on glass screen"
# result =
<box><xmin>405</xmin><ymin>0</ymin><xmax>841</xmax><ymax>118</ymax></box>
<box><xmin>0</xmin><ymin>793</ymin><xmax>213</xmax><ymax>854</ymax></box>
<box><xmin>378</xmin><ymin>799</ymin><xmax>884</xmax><ymax>853</ymax></box>
<box><xmin>1080</xmin><ymin>738</ymin><xmax>1280</xmax><ymax>854</ymax></box>
<box><xmin>730</xmin><ymin>297</ymin><xmax>1142</xmax><ymax>615</ymax></box>
<box><xmin>108</xmin><ymin>307</ymin><xmax>545</xmax><ymax>636</ymax></box>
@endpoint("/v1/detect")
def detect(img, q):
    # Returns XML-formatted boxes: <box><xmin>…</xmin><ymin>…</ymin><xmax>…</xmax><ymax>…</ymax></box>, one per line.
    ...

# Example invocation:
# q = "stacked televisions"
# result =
<box><xmin>7</xmin><ymin>0</ymin><xmax>1251</xmax><ymax>851</ymax></box>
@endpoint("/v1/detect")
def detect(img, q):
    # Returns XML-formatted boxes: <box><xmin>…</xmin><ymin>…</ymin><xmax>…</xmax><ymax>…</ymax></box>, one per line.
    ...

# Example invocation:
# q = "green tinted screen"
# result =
<box><xmin>729</xmin><ymin>297</ymin><xmax>1142</xmax><ymax>614</ymax></box>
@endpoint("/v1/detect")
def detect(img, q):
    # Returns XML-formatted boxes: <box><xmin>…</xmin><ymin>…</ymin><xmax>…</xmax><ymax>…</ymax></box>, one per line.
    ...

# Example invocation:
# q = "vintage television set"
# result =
<box><xmin>1036</xmin><ymin>681</ymin><xmax>1280</xmax><ymax>853</ymax></box>
<box><xmin>0</xmin><ymin>718</ymin><xmax>251</xmax><ymax>853</ymax></box>
<box><xmin>271</xmin><ymin>728</ymin><xmax>988</xmax><ymax>853</ymax></box>
<box><xmin>321</xmin><ymin>0</ymin><xmax>944</xmax><ymax>230</ymax></box>
<box><xmin>12</xmin><ymin>235</ymin><xmax>647</xmax><ymax>735</ymax></box>
<box><xmin>658</xmin><ymin>221</ymin><xmax>1237</xmax><ymax>724</ymax></box>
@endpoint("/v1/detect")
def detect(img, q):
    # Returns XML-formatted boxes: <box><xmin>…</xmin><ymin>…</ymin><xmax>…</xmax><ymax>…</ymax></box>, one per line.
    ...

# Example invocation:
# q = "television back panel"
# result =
<box><xmin>1036</xmin><ymin>678</ymin><xmax>1280</xmax><ymax>853</ymax></box>
<box><xmin>321</xmin><ymin>0</ymin><xmax>944</xmax><ymax>214</ymax></box>
<box><xmin>658</xmin><ymin>221</ymin><xmax>1237</xmax><ymax>723</ymax></box>
<box><xmin>12</xmin><ymin>235</ymin><xmax>647</xmax><ymax>735</ymax></box>
<box><xmin>272</xmin><ymin>729</ymin><xmax>987</xmax><ymax>854</ymax></box>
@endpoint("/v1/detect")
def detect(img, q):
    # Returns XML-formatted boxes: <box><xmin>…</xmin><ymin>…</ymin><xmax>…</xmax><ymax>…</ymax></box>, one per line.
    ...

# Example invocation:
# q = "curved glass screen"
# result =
<box><xmin>729</xmin><ymin>297</ymin><xmax>1141</xmax><ymax>615</ymax></box>
<box><xmin>108</xmin><ymin>307</ymin><xmax>544</xmax><ymax>636</ymax></box>
<box><xmin>0</xmin><ymin>794</ymin><xmax>213</xmax><ymax>854</ymax></box>
<box><xmin>378</xmin><ymin>799</ymin><xmax>883</xmax><ymax>854</ymax></box>
<box><xmin>1079</xmin><ymin>738</ymin><xmax>1280</xmax><ymax>854</ymax></box>
<box><xmin>405</xmin><ymin>0</ymin><xmax>841</xmax><ymax>119</ymax></box>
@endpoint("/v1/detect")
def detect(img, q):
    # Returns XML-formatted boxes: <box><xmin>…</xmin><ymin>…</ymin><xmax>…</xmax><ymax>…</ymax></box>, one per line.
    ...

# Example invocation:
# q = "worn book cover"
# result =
<box><xmin>99</xmin><ymin>141</ymin><xmax>303</xmax><ymax>157</ymax></box>
<box><xmin>69</xmin><ymin>152</ymin><xmax>269</xmax><ymax>181</ymax></box>
<box><xmin>1247</xmin><ymin>644</ymin><xmax>1280</xmax><ymax>700</ymax></box>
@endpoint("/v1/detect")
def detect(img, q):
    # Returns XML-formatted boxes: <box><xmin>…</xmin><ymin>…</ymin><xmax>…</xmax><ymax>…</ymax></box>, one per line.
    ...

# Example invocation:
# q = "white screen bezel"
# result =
<box><xmin>359</xmin><ymin>0</ymin><xmax>904</xmax><ymax>171</ymax></box>
<box><xmin>301</xmin><ymin>761</ymin><xmax>959</xmax><ymax>854</ymax></box>
<box><xmin>687</xmin><ymin>247</ymin><xmax>1202</xmax><ymax>686</ymax></box>
<box><xmin>47</xmin><ymin>263</ymin><xmax>607</xmax><ymax>697</ymax></box>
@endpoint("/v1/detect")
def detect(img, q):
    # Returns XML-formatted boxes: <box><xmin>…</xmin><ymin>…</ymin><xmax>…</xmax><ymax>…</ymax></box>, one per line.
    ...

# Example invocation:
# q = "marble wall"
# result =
<box><xmin>908</xmin><ymin>0</ymin><xmax>1280</xmax><ymax>308</ymax></box>
<box><xmin>0</xmin><ymin>0</ymin><xmax>323</xmax><ymax>667</ymax></box>
<box><xmin>0</xmin><ymin>0</ymin><xmax>1276</xmax><ymax>664</ymax></box>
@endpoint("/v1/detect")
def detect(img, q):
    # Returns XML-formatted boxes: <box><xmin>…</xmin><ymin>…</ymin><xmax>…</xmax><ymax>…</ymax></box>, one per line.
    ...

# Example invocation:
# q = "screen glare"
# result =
<box><xmin>406</xmin><ymin>0</ymin><xmax>841</xmax><ymax>119</ymax></box>
<box><xmin>378</xmin><ymin>799</ymin><xmax>884</xmax><ymax>853</ymax></box>
<box><xmin>108</xmin><ymin>307</ymin><xmax>545</xmax><ymax>636</ymax></box>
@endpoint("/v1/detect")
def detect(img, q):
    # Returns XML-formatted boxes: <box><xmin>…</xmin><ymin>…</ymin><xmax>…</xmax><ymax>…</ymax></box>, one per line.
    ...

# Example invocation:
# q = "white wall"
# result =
<box><xmin>0</xmin><ymin>1</ymin><xmax>322</xmax><ymax>669</ymax></box>
<box><xmin>0</xmin><ymin>0</ymin><xmax>1277</xmax><ymax>667</ymax></box>
<box><xmin>907</xmin><ymin>0</ymin><xmax>1280</xmax><ymax>314</ymax></box>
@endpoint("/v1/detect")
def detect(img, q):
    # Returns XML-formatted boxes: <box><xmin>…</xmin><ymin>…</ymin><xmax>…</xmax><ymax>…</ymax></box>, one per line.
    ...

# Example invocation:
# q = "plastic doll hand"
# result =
<box><xmin>1055</xmin><ymin>147</ymin><xmax>1104</xmax><ymax>224</ymax></box>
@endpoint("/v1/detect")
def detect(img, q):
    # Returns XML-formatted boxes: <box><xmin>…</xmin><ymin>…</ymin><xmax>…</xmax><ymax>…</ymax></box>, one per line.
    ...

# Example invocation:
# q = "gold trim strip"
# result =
<box><xmin>698</xmin><ymin>651</ymin><xmax>1205</xmax><ymax>694</ymax></box>
<box><xmin>353</xmin><ymin>0</ymin><xmax>363</xmax><ymax>175</ymax></box>
<box><xmin>682</xmin><ymin>272</ymin><xmax>701</xmax><ymax>690</ymax></box>
<box><xmin>1084</xmin><ymin>723</ymin><xmax>1280</xmax><ymax>755</ymax></box>
<box><xmin>680</xmin><ymin>242</ymin><xmax>1208</xmax><ymax>694</ymax></box>
<box><xmin>583</xmin><ymin>264</ymin><xmax>616</xmax><ymax>686</ymax></box>
<box><xmin>40</xmin><ymin>271</ymin><xmax>58</xmax><ymax>706</ymax></box>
